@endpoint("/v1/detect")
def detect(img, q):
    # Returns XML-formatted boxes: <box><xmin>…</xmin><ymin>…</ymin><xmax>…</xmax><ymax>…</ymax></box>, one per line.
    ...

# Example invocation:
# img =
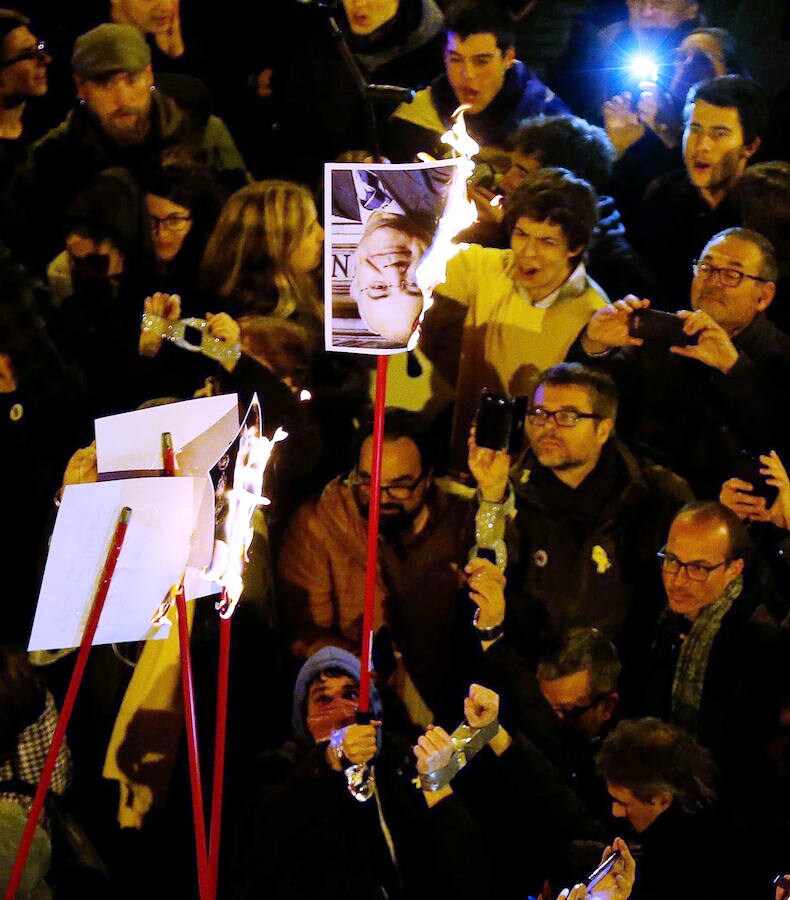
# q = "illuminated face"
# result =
<box><xmin>607</xmin><ymin>783</ymin><xmax>670</xmax><ymax>833</ymax></box>
<box><xmin>444</xmin><ymin>31</ymin><xmax>515</xmax><ymax>115</ymax></box>
<box><xmin>288</xmin><ymin>202</ymin><xmax>324</xmax><ymax>274</ymax></box>
<box><xmin>146</xmin><ymin>193</ymin><xmax>193</xmax><ymax>263</ymax></box>
<box><xmin>526</xmin><ymin>383</ymin><xmax>612</xmax><ymax>475</ymax></box>
<box><xmin>661</xmin><ymin>514</ymin><xmax>743</xmax><ymax>622</ymax></box>
<box><xmin>353</xmin><ymin>224</ymin><xmax>426</xmax><ymax>344</ymax></box>
<box><xmin>510</xmin><ymin>215</ymin><xmax>577</xmax><ymax>300</ymax></box>
<box><xmin>691</xmin><ymin>233</ymin><xmax>774</xmax><ymax>335</ymax></box>
<box><xmin>75</xmin><ymin>66</ymin><xmax>154</xmax><ymax>146</ymax></box>
<box><xmin>683</xmin><ymin>100</ymin><xmax>757</xmax><ymax>206</ymax></box>
<box><xmin>627</xmin><ymin>0</ymin><xmax>698</xmax><ymax>31</ymax></box>
<box><xmin>342</xmin><ymin>0</ymin><xmax>398</xmax><ymax>35</ymax></box>
<box><xmin>305</xmin><ymin>674</ymin><xmax>359</xmax><ymax>742</ymax></box>
<box><xmin>538</xmin><ymin>669</ymin><xmax>613</xmax><ymax>739</ymax></box>
<box><xmin>499</xmin><ymin>150</ymin><xmax>541</xmax><ymax>198</ymax></box>
<box><xmin>112</xmin><ymin>0</ymin><xmax>178</xmax><ymax>35</ymax></box>
<box><xmin>0</xmin><ymin>27</ymin><xmax>49</xmax><ymax>100</ymax></box>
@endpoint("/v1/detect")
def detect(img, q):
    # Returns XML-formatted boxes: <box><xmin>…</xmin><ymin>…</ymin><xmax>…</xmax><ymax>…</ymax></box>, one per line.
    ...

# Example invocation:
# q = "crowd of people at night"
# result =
<box><xmin>0</xmin><ymin>0</ymin><xmax>789</xmax><ymax>896</ymax></box>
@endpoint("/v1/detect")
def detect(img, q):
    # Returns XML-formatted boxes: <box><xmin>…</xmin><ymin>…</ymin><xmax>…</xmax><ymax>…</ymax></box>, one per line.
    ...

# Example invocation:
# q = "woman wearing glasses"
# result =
<box><xmin>347</xmin><ymin>210</ymin><xmax>433</xmax><ymax>347</ymax></box>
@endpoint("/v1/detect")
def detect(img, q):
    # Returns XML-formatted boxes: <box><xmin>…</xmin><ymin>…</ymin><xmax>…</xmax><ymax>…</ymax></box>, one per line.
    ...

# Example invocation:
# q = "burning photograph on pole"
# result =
<box><xmin>324</xmin><ymin>161</ymin><xmax>459</xmax><ymax>354</ymax></box>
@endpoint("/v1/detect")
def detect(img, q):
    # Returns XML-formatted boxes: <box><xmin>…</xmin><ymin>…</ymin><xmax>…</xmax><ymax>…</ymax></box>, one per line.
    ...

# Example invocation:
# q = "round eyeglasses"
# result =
<box><xmin>358</xmin><ymin>279</ymin><xmax>422</xmax><ymax>300</ymax></box>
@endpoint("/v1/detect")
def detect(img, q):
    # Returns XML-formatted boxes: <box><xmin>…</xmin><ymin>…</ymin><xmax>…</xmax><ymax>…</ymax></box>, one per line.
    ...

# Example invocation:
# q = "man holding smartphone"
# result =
<box><xmin>570</xmin><ymin>227</ymin><xmax>790</xmax><ymax>498</ymax></box>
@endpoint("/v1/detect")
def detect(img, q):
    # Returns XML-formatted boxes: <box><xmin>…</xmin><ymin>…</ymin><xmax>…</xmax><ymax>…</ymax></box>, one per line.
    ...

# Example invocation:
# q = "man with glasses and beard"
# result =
<box><xmin>278</xmin><ymin>409</ymin><xmax>476</xmax><ymax>725</ymax></box>
<box><xmin>467</xmin><ymin>363</ymin><xmax>691</xmax><ymax>679</ymax></box>
<box><xmin>16</xmin><ymin>23</ymin><xmax>246</xmax><ymax>269</ymax></box>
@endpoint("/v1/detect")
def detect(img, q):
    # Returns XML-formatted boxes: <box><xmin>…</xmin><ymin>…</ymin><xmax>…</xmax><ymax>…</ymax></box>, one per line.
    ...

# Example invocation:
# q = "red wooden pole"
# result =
<box><xmin>358</xmin><ymin>355</ymin><xmax>388</xmax><ymax>713</ymax></box>
<box><xmin>176</xmin><ymin>587</ymin><xmax>210</xmax><ymax>899</ymax></box>
<box><xmin>207</xmin><ymin>594</ymin><xmax>232</xmax><ymax>898</ymax></box>
<box><xmin>5</xmin><ymin>506</ymin><xmax>132</xmax><ymax>900</ymax></box>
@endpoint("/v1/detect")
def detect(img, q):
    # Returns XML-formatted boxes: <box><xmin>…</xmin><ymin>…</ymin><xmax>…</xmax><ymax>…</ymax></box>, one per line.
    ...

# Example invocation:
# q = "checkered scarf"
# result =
<box><xmin>0</xmin><ymin>691</ymin><xmax>73</xmax><ymax>798</ymax></box>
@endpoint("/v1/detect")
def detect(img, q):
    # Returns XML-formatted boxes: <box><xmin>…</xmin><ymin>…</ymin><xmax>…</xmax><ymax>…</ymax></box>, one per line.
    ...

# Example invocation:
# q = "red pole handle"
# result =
<box><xmin>176</xmin><ymin>588</ymin><xmax>210</xmax><ymax>898</ymax></box>
<box><xmin>359</xmin><ymin>355</ymin><xmax>388</xmax><ymax>713</ymax></box>
<box><xmin>5</xmin><ymin>506</ymin><xmax>132</xmax><ymax>900</ymax></box>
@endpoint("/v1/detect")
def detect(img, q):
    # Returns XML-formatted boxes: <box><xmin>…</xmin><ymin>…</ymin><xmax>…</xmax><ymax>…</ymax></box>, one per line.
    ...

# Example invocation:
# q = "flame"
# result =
<box><xmin>203</xmin><ymin>396</ymin><xmax>287</xmax><ymax>618</ymax></box>
<box><xmin>411</xmin><ymin>107</ymin><xmax>479</xmax><ymax>349</ymax></box>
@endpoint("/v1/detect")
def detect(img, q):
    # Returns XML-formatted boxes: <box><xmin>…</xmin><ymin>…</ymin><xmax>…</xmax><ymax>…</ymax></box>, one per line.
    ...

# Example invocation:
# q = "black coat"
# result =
<box><xmin>631</xmin><ymin>168</ymin><xmax>741</xmax><ymax>311</ymax></box>
<box><xmin>567</xmin><ymin>312</ymin><xmax>790</xmax><ymax>498</ymax></box>
<box><xmin>504</xmin><ymin>440</ymin><xmax>692</xmax><ymax>665</ymax></box>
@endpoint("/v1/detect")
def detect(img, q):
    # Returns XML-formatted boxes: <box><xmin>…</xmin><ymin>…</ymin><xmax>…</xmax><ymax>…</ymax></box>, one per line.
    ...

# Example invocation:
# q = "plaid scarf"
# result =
<box><xmin>670</xmin><ymin>576</ymin><xmax>742</xmax><ymax>737</ymax></box>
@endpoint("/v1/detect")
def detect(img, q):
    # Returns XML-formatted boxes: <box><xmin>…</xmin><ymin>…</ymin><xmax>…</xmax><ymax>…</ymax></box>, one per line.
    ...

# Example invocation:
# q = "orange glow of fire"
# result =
<box><xmin>410</xmin><ymin>108</ymin><xmax>479</xmax><ymax>351</ymax></box>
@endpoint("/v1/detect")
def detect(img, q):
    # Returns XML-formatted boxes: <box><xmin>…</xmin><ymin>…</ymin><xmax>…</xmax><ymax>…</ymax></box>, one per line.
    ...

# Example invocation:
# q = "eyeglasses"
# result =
<box><xmin>358</xmin><ymin>279</ymin><xmax>422</xmax><ymax>300</ymax></box>
<box><xmin>657</xmin><ymin>548</ymin><xmax>730</xmax><ymax>582</ymax></box>
<box><xmin>349</xmin><ymin>469</ymin><xmax>425</xmax><ymax>500</ymax></box>
<box><xmin>692</xmin><ymin>261</ymin><xmax>769</xmax><ymax>288</ymax></box>
<box><xmin>552</xmin><ymin>693</ymin><xmax>609</xmax><ymax>720</ymax></box>
<box><xmin>149</xmin><ymin>214</ymin><xmax>192</xmax><ymax>234</ymax></box>
<box><xmin>0</xmin><ymin>40</ymin><xmax>49</xmax><ymax>68</ymax></box>
<box><xmin>526</xmin><ymin>407</ymin><xmax>601</xmax><ymax>428</ymax></box>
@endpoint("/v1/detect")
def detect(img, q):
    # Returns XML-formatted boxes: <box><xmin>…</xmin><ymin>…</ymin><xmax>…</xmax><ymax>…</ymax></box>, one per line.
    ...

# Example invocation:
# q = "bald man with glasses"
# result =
<box><xmin>638</xmin><ymin>501</ymin><xmax>790</xmax><ymax>854</ymax></box>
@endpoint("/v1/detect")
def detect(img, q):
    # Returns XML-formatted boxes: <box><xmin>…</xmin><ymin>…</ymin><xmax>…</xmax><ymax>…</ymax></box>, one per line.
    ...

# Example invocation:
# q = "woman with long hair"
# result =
<box><xmin>199</xmin><ymin>179</ymin><xmax>324</xmax><ymax>331</ymax></box>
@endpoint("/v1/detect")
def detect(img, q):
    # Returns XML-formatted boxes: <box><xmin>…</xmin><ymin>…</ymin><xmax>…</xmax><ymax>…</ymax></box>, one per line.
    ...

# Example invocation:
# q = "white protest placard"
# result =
<box><xmin>95</xmin><ymin>394</ymin><xmax>239</xmax><ymax>477</ymax></box>
<box><xmin>29</xmin><ymin>478</ymin><xmax>198</xmax><ymax>651</ymax></box>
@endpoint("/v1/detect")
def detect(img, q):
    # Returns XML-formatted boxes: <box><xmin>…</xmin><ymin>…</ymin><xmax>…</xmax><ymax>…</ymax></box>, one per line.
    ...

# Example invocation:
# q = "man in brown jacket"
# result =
<box><xmin>278</xmin><ymin>410</ymin><xmax>475</xmax><ymax>724</ymax></box>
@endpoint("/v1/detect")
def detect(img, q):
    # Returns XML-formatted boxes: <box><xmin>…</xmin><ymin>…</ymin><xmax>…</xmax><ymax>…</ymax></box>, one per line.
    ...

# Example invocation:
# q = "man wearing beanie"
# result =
<box><xmin>229</xmin><ymin>646</ymin><xmax>492</xmax><ymax>900</ymax></box>
<box><xmin>14</xmin><ymin>22</ymin><xmax>246</xmax><ymax>270</ymax></box>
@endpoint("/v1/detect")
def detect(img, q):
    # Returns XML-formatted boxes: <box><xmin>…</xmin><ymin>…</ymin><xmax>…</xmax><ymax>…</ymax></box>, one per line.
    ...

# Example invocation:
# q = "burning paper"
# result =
<box><xmin>324</xmin><ymin>112</ymin><xmax>480</xmax><ymax>355</ymax></box>
<box><xmin>324</xmin><ymin>160</ymin><xmax>457</xmax><ymax>354</ymax></box>
<box><xmin>202</xmin><ymin>395</ymin><xmax>287</xmax><ymax>618</ymax></box>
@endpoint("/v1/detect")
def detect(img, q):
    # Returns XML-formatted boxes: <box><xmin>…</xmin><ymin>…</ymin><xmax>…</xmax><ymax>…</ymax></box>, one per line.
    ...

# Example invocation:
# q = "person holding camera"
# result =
<box><xmin>467</xmin><ymin>363</ymin><xmax>691</xmax><ymax>682</ymax></box>
<box><xmin>569</xmin><ymin>226</ymin><xmax>790</xmax><ymax>499</ymax></box>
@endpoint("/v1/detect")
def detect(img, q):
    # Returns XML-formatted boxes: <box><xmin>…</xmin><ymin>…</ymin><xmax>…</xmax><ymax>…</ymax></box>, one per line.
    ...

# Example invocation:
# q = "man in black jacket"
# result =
<box><xmin>468</xmin><ymin>362</ymin><xmax>692</xmax><ymax>668</ymax></box>
<box><xmin>637</xmin><ymin>502</ymin><xmax>789</xmax><ymax>880</ymax></box>
<box><xmin>571</xmin><ymin>226</ymin><xmax>789</xmax><ymax>498</ymax></box>
<box><xmin>632</xmin><ymin>75</ymin><xmax>767</xmax><ymax>309</ymax></box>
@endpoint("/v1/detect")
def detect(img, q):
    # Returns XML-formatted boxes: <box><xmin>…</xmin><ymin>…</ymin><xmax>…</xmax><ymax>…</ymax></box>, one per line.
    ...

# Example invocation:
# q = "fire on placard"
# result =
<box><xmin>408</xmin><ymin>107</ymin><xmax>480</xmax><ymax>351</ymax></box>
<box><xmin>203</xmin><ymin>396</ymin><xmax>287</xmax><ymax>618</ymax></box>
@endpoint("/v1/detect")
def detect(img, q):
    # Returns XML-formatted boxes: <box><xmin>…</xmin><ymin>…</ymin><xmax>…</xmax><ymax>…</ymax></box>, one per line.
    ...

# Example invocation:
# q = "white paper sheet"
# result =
<box><xmin>95</xmin><ymin>394</ymin><xmax>239</xmax><ymax>477</ymax></box>
<box><xmin>29</xmin><ymin>479</ymin><xmax>198</xmax><ymax>651</ymax></box>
